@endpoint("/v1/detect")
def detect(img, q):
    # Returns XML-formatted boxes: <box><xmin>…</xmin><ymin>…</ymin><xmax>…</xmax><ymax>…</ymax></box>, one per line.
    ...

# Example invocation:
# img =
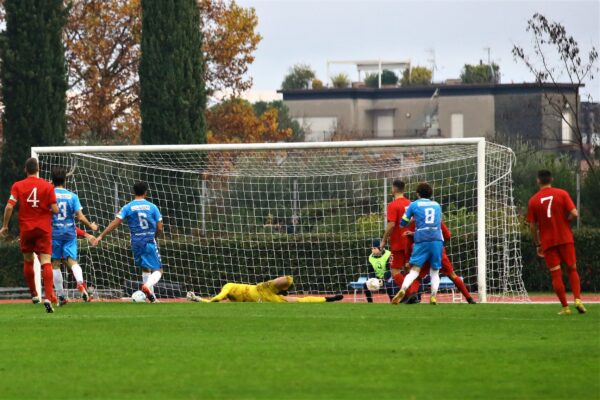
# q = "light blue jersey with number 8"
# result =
<box><xmin>400</xmin><ymin>198</ymin><xmax>443</xmax><ymax>243</ymax></box>
<box><xmin>117</xmin><ymin>199</ymin><xmax>162</xmax><ymax>246</ymax></box>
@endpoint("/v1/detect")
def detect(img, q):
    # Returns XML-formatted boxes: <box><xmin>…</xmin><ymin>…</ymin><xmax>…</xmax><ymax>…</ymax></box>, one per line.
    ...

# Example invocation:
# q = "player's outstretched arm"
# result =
<box><xmin>207</xmin><ymin>283</ymin><xmax>233</xmax><ymax>302</ymax></box>
<box><xmin>75</xmin><ymin>210</ymin><xmax>98</xmax><ymax>232</ymax></box>
<box><xmin>91</xmin><ymin>218</ymin><xmax>122</xmax><ymax>246</ymax></box>
<box><xmin>156</xmin><ymin>221</ymin><xmax>164</xmax><ymax>237</ymax></box>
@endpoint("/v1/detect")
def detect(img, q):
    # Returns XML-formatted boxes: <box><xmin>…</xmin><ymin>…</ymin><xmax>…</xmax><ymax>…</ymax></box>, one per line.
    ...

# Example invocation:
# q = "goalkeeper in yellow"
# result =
<box><xmin>186</xmin><ymin>276</ymin><xmax>344</xmax><ymax>303</ymax></box>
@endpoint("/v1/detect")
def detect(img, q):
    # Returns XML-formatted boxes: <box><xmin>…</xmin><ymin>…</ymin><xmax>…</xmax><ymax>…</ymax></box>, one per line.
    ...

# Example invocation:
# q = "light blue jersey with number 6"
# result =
<box><xmin>400</xmin><ymin>198</ymin><xmax>443</xmax><ymax>243</ymax></box>
<box><xmin>117</xmin><ymin>199</ymin><xmax>162</xmax><ymax>246</ymax></box>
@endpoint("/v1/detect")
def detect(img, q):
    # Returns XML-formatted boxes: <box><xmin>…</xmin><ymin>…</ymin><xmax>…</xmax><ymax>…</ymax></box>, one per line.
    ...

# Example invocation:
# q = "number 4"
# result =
<box><xmin>541</xmin><ymin>196</ymin><xmax>553</xmax><ymax>218</ymax></box>
<box><xmin>27</xmin><ymin>187</ymin><xmax>39</xmax><ymax>208</ymax></box>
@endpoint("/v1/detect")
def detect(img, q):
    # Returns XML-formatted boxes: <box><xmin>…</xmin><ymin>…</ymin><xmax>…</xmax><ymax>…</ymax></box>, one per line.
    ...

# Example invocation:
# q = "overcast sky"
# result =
<box><xmin>237</xmin><ymin>0</ymin><xmax>600</xmax><ymax>99</ymax></box>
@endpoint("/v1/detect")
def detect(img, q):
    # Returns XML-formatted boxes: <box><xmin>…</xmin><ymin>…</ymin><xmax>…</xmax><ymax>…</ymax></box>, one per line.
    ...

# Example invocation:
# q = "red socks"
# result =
<box><xmin>405</xmin><ymin>278</ymin><xmax>421</xmax><ymax>298</ymax></box>
<box><xmin>393</xmin><ymin>273</ymin><xmax>404</xmax><ymax>288</ymax></box>
<box><xmin>23</xmin><ymin>260</ymin><xmax>37</xmax><ymax>297</ymax></box>
<box><xmin>451</xmin><ymin>276</ymin><xmax>472</xmax><ymax>301</ymax></box>
<box><xmin>567</xmin><ymin>267</ymin><xmax>581</xmax><ymax>300</ymax></box>
<box><xmin>550</xmin><ymin>269</ymin><xmax>568</xmax><ymax>307</ymax></box>
<box><xmin>41</xmin><ymin>263</ymin><xmax>57</xmax><ymax>304</ymax></box>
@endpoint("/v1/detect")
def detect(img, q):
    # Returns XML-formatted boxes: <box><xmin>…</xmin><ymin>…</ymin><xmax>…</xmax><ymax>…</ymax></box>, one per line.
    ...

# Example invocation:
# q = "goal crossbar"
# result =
<box><xmin>32</xmin><ymin>138</ymin><xmax>486</xmax><ymax>156</ymax></box>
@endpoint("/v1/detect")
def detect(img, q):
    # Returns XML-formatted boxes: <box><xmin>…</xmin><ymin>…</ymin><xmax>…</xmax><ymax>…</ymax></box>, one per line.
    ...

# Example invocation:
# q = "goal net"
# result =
<box><xmin>33</xmin><ymin>139</ymin><xmax>528</xmax><ymax>303</ymax></box>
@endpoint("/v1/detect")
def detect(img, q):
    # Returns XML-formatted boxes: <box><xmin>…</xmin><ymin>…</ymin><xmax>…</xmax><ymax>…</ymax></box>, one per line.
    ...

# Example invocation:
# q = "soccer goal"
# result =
<box><xmin>32</xmin><ymin>138</ymin><xmax>528</xmax><ymax>303</ymax></box>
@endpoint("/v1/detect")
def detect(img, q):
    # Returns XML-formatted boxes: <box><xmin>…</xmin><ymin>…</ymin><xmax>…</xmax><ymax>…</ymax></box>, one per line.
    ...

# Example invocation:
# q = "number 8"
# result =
<box><xmin>425</xmin><ymin>208</ymin><xmax>435</xmax><ymax>224</ymax></box>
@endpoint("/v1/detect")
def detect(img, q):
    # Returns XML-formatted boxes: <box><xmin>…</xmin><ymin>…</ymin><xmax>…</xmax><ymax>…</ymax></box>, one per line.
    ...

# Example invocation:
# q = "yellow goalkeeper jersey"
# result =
<box><xmin>209</xmin><ymin>281</ymin><xmax>286</xmax><ymax>303</ymax></box>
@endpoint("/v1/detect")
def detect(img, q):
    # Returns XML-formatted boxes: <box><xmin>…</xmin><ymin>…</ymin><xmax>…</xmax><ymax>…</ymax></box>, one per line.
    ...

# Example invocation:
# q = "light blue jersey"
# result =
<box><xmin>400</xmin><ymin>198</ymin><xmax>443</xmax><ymax>243</ymax></box>
<box><xmin>117</xmin><ymin>199</ymin><xmax>162</xmax><ymax>246</ymax></box>
<box><xmin>117</xmin><ymin>199</ymin><xmax>163</xmax><ymax>270</ymax></box>
<box><xmin>52</xmin><ymin>188</ymin><xmax>82</xmax><ymax>241</ymax></box>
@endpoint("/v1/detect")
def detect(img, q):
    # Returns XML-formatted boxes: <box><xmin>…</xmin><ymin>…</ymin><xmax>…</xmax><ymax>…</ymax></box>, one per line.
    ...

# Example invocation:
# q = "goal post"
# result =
<box><xmin>32</xmin><ymin>138</ymin><xmax>528</xmax><ymax>303</ymax></box>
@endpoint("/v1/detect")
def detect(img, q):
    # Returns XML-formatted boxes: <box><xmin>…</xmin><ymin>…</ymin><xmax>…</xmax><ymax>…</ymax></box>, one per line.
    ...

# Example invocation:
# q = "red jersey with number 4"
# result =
<box><xmin>527</xmin><ymin>187</ymin><xmax>575</xmax><ymax>250</ymax></box>
<box><xmin>8</xmin><ymin>176</ymin><xmax>56</xmax><ymax>233</ymax></box>
<box><xmin>387</xmin><ymin>196</ymin><xmax>411</xmax><ymax>251</ymax></box>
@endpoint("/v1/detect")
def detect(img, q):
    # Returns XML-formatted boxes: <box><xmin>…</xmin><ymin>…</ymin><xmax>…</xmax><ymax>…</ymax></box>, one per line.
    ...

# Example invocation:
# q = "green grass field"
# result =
<box><xmin>0</xmin><ymin>303</ymin><xmax>598</xmax><ymax>400</ymax></box>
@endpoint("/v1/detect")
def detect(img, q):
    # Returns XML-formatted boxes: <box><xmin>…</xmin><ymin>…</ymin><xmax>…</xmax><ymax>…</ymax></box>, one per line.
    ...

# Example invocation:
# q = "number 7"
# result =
<box><xmin>541</xmin><ymin>196</ymin><xmax>553</xmax><ymax>218</ymax></box>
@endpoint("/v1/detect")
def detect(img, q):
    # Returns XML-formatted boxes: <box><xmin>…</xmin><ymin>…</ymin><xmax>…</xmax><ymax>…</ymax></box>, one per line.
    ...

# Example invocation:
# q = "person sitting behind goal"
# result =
<box><xmin>365</xmin><ymin>239</ymin><xmax>397</xmax><ymax>303</ymax></box>
<box><xmin>187</xmin><ymin>276</ymin><xmax>344</xmax><ymax>303</ymax></box>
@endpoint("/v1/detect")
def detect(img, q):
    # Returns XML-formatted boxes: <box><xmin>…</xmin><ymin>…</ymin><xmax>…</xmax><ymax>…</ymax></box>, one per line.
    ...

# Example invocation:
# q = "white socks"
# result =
<box><xmin>143</xmin><ymin>271</ymin><xmax>162</xmax><ymax>294</ymax></box>
<box><xmin>53</xmin><ymin>269</ymin><xmax>64</xmax><ymax>296</ymax></box>
<box><xmin>401</xmin><ymin>268</ymin><xmax>440</xmax><ymax>297</ymax></box>
<box><xmin>147</xmin><ymin>271</ymin><xmax>162</xmax><ymax>287</ymax></box>
<box><xmin>401</xmin><ymin>270</ymin><xmax>420</xmax><ymax>291</ymax></box>
<box><xmin>71</xmin><ymin>264</ymin><xmax>84</xmax><ymax>284</ymax></box>
<box><xmin>430</xmin><ymin>269</ymin><xmax>440</xmax><ymax>297</ymax></box>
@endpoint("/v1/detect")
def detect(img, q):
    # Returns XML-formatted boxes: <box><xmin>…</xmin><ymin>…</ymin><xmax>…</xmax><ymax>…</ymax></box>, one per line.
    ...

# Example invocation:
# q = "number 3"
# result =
<box><xmin>138</xmin><ymin>212</ymin><xmax>149</xmax><ymax>229</ymax></box>
<box><xmin>541</xmin><ymin>196</ymin><xmax>553</xmax><ymax>218</ymax></box>
<box><xmin>27</xmin><ymin>187</ymin><xmax>39</xmax><ymax>208</ymax></box>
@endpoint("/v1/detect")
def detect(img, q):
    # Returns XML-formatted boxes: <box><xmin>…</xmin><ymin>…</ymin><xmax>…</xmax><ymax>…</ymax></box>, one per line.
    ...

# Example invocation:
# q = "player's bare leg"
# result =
<box><xmin>22</xmin><ymin>253</ymin><xmax>39</xmax><ymax>303</ymax></box>
<box><xmin>52</xmin><ymin>260</ymin><xmax>68</xmax><ymax>306</ymax></box>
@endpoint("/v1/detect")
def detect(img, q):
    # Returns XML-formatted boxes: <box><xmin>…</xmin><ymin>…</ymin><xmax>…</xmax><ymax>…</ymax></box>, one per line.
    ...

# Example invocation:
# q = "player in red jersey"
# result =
<box><xmin>527</xmin><ymin>170</ymin><xmax>585</xmax><ymax>315</ymax></box>
<box><xmin>0</xmin><ymin>158</ymin><xmax>59</xmax><ymax>313</ymax></box>
<box><xmin>402</xmin><ymin>222</ymin><xmax>476</xmax><ymax>304</ymax></box>
<box><xmin>380</xmin><ymin>179</ymin><xmax>411</xmax><ymax>289</ymax></box>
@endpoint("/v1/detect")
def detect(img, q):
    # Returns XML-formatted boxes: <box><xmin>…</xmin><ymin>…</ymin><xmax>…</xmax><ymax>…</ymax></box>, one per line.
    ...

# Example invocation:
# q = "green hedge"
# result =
<box><xmin>521</xmin><ymin>229</ymin><xmax>600</xmax><ymax>292</ymax></box>
<box><xmin>1</xmin><ymin>229</ymin><xmax>598</xmax><ymax>294</ymax></box>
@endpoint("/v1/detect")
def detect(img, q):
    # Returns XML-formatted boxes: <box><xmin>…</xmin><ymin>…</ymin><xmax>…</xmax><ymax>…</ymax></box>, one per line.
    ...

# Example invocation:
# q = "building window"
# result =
<box><xmin>451</xmin><ymin>113</ymin><xmax>464</xmax><ymax>138</ymax></box>
<box><xmin>562</xmin><ymin>111</ymin><xmax>573</xmax><ymax>144</ymax></box>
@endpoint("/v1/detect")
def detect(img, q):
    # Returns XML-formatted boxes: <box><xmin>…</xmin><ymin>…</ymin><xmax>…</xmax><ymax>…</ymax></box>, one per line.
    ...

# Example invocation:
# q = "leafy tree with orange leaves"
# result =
<box><xmin>0</xmin><ymin>0</ymin><xmax>262</xmax><ymax>145</ymax></box>
<box><xmin>206</xmin><ymin>98</ymin><xmax>292</xmax><ymax>144</ymax></box>
<box><xmin>200</xmin><ymin>0</ymin><xmax>262</xmax><ymax>97</ymax></box>
<box><xmin>65</xmin><ymin>0</ymin><xmax>141</xmax><ymax>144</ymax></box>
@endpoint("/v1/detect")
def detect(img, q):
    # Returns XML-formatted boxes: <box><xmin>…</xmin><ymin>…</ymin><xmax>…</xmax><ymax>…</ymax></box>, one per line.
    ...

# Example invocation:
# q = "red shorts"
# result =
<box><xmin>391</xmin><ymin>250</ymin><xmax>407</xmax><ymax>269</ymax></box>
<box><xmin>20</xmin><ymin>228</ymin><xmax>52</xmax><ymax>255</ymax></box>
<box><xmin>543</xmin><ymin>243</ymin><xmax>576</xmax><ymax>268</ymax></box>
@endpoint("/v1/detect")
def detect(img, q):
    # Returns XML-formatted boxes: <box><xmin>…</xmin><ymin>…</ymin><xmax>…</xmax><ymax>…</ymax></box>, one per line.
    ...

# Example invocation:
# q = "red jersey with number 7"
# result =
<box><xmin>526</xmin><ymin>187</ymin><xmax>575</xmax><ymax>251</ymax></box>
<box><xmin>8</xmin><ymin>176</ymin><xmax>57</xmax><ymax>233</ymax></box>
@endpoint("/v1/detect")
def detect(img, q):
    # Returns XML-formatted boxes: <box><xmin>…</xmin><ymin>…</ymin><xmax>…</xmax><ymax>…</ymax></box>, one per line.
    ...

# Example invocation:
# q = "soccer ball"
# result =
<box><xmin>365</xmin><ymin>278</ymin><xmax>382</xmax><ymax>291</ymax></box>
<box><xmin>131</xmin><ymin>290</ymin><xmax>147</xmax><ymax>303</ymax></box>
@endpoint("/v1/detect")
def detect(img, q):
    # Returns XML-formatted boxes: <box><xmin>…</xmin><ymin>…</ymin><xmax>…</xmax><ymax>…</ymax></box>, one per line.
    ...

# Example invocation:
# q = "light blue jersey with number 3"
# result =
<box><xmin>400</xmin><ymin>198</ymin><xmax>443</xmax><ymax>243</ymax></box>
<box><xmin>117</xmin><ymin>199</ymin><xmax>162</xmax><ymax>246</ymax></box>
<box><xmin>53</xmin><ymin>188</ymin><xmax>82</xmax><ymax>241</ymax></box>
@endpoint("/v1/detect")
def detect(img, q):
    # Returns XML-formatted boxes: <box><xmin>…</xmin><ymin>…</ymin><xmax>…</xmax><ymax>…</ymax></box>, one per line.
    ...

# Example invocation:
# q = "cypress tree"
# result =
<box><xmin>139</xmin><ymin>0</ymin><xmax>206</xmax><ymax>144</ymax></box>
<box><xmin>0</xmin><ymin>0</ymin><xmax>67</xmax><ymax>200</ymax></box>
